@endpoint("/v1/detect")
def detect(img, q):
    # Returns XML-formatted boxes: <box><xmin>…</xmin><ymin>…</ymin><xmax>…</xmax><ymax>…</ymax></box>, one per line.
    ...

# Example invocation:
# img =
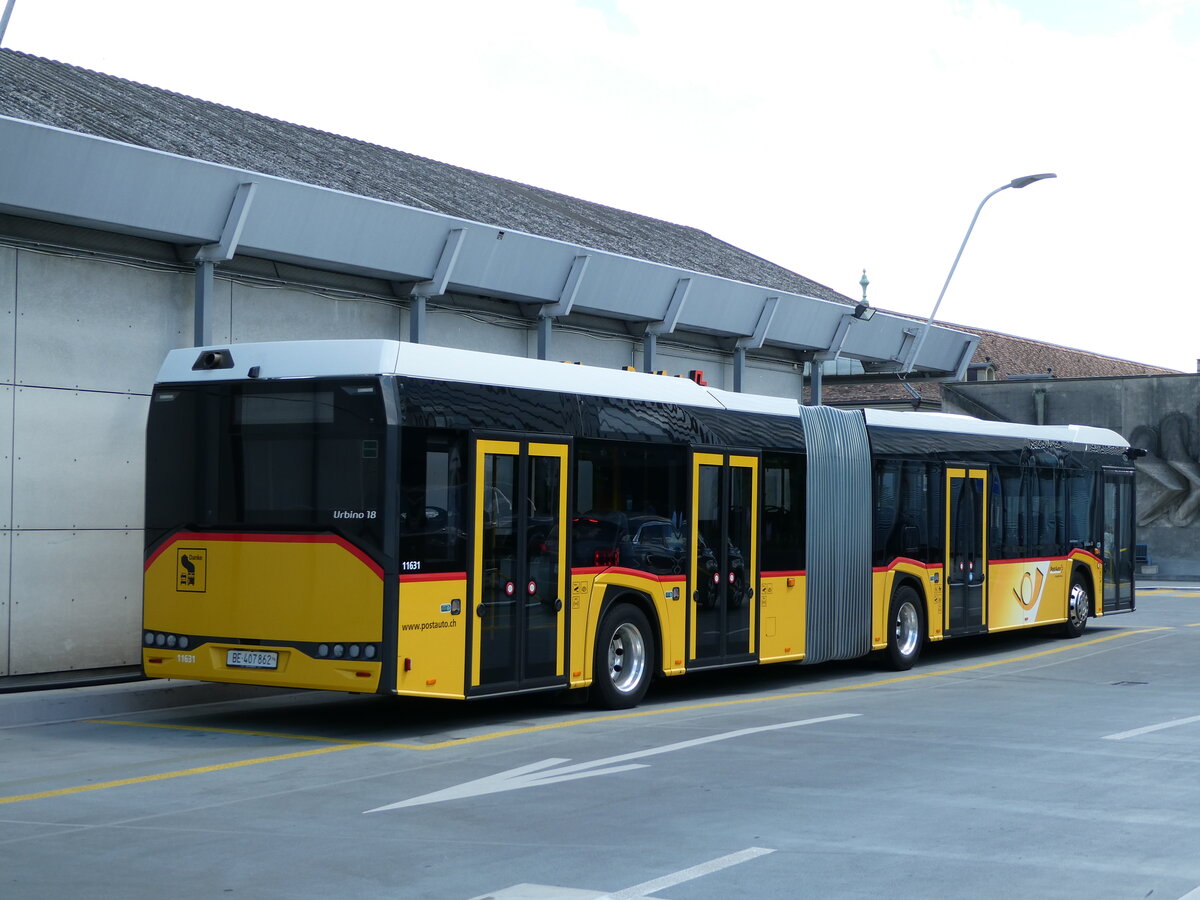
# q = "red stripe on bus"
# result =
<box><xmin>571</xmin><ymin>566</ymin><xmax>686</xmax><ymax>583</ymax></box>
<box><xmin>761</xmin><ymin>570</ymin><xmax>805</xmax><ymax>578</ymax></box>
<box><xmin>873</xmin><ymin>558</ymin><xmax>945</xmax><ymax>573</ymax></box>
<box><xmin>992</xmin><ymin>551</ymin><xmax>1101</xmax><ymax>566</ymax></box>
<box><xmin>144</xmin><ymin>532</ymin><xmax>383</xmax><ymax>579</ymax></box>
<box><xmin>399</xmin><ymin>571</ymin><xmax>468</xmax><ymax>584</ymax></box>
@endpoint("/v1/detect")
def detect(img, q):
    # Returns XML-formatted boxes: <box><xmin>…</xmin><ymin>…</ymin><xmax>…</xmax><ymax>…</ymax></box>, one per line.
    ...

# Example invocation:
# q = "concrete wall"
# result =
<box><xmin>945</xmin><ymin>374</ymin><xmax>1200</xmax><ymax>579</ymax></box>
<box><xmin>3</xmin><ymin>246</ymin><xmax>191</xmax><ymax>675</ymax></box>
<box><xmin>0</xmin><ymin>222</ymin><xmax>817</xmax><ymax>679</ymax></box>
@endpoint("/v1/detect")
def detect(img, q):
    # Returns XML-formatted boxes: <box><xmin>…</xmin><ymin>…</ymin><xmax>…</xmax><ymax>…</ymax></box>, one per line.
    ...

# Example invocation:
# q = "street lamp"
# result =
<box><xmin>903</xmin><ymin>173</ymin><xmax>1057</xmax><ymax>374</ymax></box>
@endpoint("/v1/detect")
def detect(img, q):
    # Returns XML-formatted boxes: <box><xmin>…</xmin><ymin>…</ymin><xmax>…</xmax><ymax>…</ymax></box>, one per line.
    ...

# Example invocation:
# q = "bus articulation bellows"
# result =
<box><xmin>142</xmin><ymin>340</ymin><xmax>1137</xmax><ymax>708</ymax></box>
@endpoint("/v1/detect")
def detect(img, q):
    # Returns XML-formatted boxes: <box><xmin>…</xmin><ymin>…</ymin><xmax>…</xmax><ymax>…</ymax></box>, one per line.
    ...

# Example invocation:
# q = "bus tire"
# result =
<box><xmin>1063</xmin><ymin>576</ymin><xmax>1090</xmax><ymax>638</ymax></box>
<box><xmin>593</xmin><ymin>603</ymin><xmax>654</xmax><ymax>709</ymax></box>
<box><xmin>886</xmin><ymin>585</ymin><xmax>924</xmax><ymax>670</ymax></box>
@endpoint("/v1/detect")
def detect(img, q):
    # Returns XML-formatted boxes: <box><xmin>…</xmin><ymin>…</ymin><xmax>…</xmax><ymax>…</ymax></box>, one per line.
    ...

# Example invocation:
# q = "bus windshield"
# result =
<box><xmin>145</xmin><ymin>378</ymin><xmax>388</xmax><ymax>552</ymax></box>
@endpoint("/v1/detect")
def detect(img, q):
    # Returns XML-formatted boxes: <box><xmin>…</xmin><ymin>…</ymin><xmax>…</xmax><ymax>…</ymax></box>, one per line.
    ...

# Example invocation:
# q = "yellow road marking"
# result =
<box><xmin>88</xmin><ymin>720</ymin><xmax>428</xmax><ymax>750</ymax></box>
<box><xmin>0</xmin><ymin>626</ymin><xmax>1170</xmax><ymax>806</ymax></box>
<box><xmin>0</xmin><ymin>742</ymin><xmax>362</xmax><ymax>806</ymax></box>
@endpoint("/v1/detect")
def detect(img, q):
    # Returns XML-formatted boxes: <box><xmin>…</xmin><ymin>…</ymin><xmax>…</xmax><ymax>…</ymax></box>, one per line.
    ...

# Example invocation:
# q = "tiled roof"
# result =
<box><xmin>816</xmin><ymin>323</ymin><xmax>1180</xmax><ymax>407</ymax></box>
<box><xmin>0</xmin><ymin>48</ymin><xmax>850</xmax><ymax>305</ymax></box>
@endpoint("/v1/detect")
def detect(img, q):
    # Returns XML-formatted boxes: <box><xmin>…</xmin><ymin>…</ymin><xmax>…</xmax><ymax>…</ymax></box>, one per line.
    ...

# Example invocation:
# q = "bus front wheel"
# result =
<box><xmin>593</xmin><ymin>604</ymin><xmax>654</xmax><ymax>709</ymax></box>
<box><xmin>1063</xmin><ymin>577</ymin><xmax>1090</xmax><ymax>638</ymax></box>
<box><xmin>886</xmin><ymin>585</ymin><xmax>924</xmax><ymax>670</ymax></box>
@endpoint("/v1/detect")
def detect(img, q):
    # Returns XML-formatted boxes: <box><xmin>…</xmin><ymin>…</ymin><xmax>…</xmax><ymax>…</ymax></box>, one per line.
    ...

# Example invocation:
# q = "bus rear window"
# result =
<box><xmin>146</xmin><ymin>379</ymin><xmax>387</xmax><ymax>551</ymax></box>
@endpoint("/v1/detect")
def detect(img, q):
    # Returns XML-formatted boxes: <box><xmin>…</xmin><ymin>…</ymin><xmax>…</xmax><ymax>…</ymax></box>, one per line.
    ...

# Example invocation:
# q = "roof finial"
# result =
<box><xmin>860</xmin><ymin>268</ymin><xmax>869</xmax><ymax>303</ymax></box>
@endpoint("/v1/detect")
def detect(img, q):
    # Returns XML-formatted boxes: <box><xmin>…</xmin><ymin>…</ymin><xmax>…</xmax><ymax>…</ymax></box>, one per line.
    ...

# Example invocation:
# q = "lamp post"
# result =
<box><xmin>0</xmin><ymin>0</ymin><xmax>17</xmax><ymax>45</ymax></box>
<box><xmin>903</xmin><ymin>173</ymin><xmax>1056</xmax><ymax>374</ymax></box>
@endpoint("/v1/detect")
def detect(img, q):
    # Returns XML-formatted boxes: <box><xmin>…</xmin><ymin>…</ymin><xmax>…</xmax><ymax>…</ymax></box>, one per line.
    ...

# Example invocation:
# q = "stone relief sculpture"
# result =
<box><xmin>1130</xmin><ymin>412</ymin><xmax>1200</xmax><ymax>527</ymax></box>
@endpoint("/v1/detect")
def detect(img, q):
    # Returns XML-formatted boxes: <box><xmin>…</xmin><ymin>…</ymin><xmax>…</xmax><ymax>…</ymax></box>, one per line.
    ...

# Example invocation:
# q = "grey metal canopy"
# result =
<box><xmin>0</xmin><ymin>115</ymin><xmax>977</xmax><ymax>378</ymax></box>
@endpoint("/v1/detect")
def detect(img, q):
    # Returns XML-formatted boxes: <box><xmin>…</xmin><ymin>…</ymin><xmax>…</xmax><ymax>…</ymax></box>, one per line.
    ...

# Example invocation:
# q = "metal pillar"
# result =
<box><xmin>643</xmin><ymin>332</ymin><xmax>658</xmax><ymax>373</ymax></box>
<box><xmin>535</xmin><ymin>254</ymin><xmax>589</xmax><ymax>360</ymax></box>
<box><xmin>410</xmin><ymin>296</ymin><xmax>427</xmax><ymax>344</ymax></box>
<box><xmin>194</xmin><ymin>260</ymin><xmax>214</xmax><ymax>347</ymax></box>
<box><xmin>732</xmin><ymin>296</ymin><xmax>778</xmax><ymax>392</ymax></box>
<box><xmin>408</xmin><ymin>228</ymin><xmax>465</xmax><ymax>344</ymax></box>
<box><xmin>733</xmin><ymin>346</ymin><xmax>747</xmax><ymax>392</ymax></box>
<box><xmin>192</xmin><ymin>182</ymin><xmax>257</xmax><ymax>347</ymax></box>
<box><xmin>537</xmin><ymin>315</ymin><xmax>553</xmax><ymax>360</ymax></box>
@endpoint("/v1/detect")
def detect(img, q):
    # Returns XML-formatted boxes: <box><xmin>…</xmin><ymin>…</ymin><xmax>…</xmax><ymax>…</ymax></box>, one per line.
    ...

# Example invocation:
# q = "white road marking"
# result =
<box><xmin>365</xmin><ymin>713</ymin><xmax>859</xmax><ymax>812</ymax></box>
<box><xmin>599</xmin><ymin>847</ymin><xmax>775</xmax><ymax>900</ymax></box>
<box><xmin>1102</xmin><ymin>714</ymin><xmax>1200</xmax><ymax>741</ymax></box>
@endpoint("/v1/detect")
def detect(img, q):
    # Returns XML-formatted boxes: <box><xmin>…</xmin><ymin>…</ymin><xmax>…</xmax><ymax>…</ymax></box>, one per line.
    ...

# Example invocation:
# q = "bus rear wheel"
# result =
<box><xmin>593</xmin><ymin>604</ymin><xmax>654</xmax><ymax>709</ymax></box>
<box><xmin>1063</xmin><ymin>577</ymin><xmax>1090</xmax><ymax>638</ymax></box>
<box><xmin>886</xmin><ymin>585</ymin><xmax>924</xmax><ymax>670</ymax></box>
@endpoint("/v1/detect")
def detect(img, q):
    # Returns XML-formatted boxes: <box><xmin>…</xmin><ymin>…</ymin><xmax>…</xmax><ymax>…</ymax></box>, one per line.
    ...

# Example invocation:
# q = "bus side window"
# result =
<box><xmin>899</xmin><ymin>462</ymin><xmax>927</xmax><ymax>558</ymax></box>
<box><xmin>574</xmin><ymin>439</ymin><xmax>688</xmax><ymax>576</ymax></box>
<box><xmin>997</xmin><ymin>466</ymin><xmax>1025</xmax><ymax>559</ymax></box>
<box><xmin>763</xmin><ymin>451</ymin><xmax>805</xmax><ymax>572</ymax></box>
<box><xmin>399</xmin><ymin>429</ymin><xmax>467</xmax><ymax>573</ymax></box>
<box><xmin>1066</xmin><ymin>470</ymin><xmax>1093</xmax><ymax>548</ymax></box>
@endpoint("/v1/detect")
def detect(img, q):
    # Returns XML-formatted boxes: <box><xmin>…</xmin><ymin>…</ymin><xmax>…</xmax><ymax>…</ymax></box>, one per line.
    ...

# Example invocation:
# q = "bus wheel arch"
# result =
<box><xmin>885</xmin><ymin>580</ymin><xmax>925</xmax><ymax>670</ymax></box>
<box><xmin>592</xmin><ymin>592</ymin><xmax>657</xmax><ymax>709</ymax></box>
<box><xmin>1063</xmin><ymin>566</ymin><xmax>1093</xmax><ymax>638</ymax></box>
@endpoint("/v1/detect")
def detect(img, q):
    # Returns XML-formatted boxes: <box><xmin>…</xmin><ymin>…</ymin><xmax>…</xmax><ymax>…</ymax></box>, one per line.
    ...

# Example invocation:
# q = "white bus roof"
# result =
<box><xmin>864</xmin><ymin>407</ymin><xmax>1128</xmax><ymax>450</ymax></box>
<box><xmin>157</xmin><ymin>340</ymin><xmax>1128</xmax><ymax>450</ymax></box>
<box><xmin>157</xmin><ymin>339</ymin><xmax>799</xmax><ymax>415</ymax></box>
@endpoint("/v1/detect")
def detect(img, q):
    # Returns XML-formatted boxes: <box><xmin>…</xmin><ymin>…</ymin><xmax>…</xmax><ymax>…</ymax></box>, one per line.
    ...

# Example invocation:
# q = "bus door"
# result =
<box><xmin>689</xmin><ymin>451</ymin><xmax>758</xmax><ymax>666</ymax></box>
<box><xmin>470</xmin><ymin>438</ymin><xmax>569</xmax><ymax>694</ymax></box>
<box><xmin>1101</xmin><ymin>468</ymin><xmax>1136</xmax><ymax>613</ymax></box>
<box><xmin>946</xmin><ymin>467</ymin><xmax>987</xmax><ymax>633</ymax></box>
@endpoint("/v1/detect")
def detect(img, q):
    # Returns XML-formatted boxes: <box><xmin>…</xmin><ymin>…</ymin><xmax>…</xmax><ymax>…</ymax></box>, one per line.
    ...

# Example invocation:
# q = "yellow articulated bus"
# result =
<box><xmin>143</xmin><ymin>340</ymin><xmax>1137</xmax><ymax>708</ymax></box>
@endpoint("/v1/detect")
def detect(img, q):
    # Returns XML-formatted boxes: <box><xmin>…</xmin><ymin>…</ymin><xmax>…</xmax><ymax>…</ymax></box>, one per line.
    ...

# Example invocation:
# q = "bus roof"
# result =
<box><xmin>864</xmin><ymin>407</ymin><xmax>1129</xmax><ymax>451</ymax></box>
<box><xmin>157</xmin><ymin>340</ymin><xmax>1128</xmax><ymax>451</ymax></box>
<box><xmin>158</xmin><ymin>339</ymin><xmax>797</xmax><ymax>415</ymax></box>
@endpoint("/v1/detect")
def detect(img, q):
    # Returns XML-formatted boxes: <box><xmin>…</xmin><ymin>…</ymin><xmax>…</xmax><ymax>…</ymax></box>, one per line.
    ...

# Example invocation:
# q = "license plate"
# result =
<box><xmin>226</xmin><ymin>649</ymin><xmax>278</xmax><ymax>669</ymax></box>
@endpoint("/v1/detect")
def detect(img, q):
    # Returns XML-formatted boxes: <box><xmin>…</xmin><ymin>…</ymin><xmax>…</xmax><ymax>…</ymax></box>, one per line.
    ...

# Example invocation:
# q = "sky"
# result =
<box><xmin>4</xmin><ymin>0</ymin><xmax>1199</xmax><ymax>371</ymax></box>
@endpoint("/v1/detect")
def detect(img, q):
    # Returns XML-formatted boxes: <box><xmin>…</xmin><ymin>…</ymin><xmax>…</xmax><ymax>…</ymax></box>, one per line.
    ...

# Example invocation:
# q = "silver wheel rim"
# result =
<box><xmin>1069</xmin><ymin>583</ymin><xmax>1090</xmax><ymax>628</ymax></box>
<box><xmin>608</xmin><ymin>622</ymin><xmax>646</xmax><ymax>695</ymax></box>
<box><xmin>894</xmin><ymin>601</ymin><xmax>920</xmax><ymax>659</ymax></box>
